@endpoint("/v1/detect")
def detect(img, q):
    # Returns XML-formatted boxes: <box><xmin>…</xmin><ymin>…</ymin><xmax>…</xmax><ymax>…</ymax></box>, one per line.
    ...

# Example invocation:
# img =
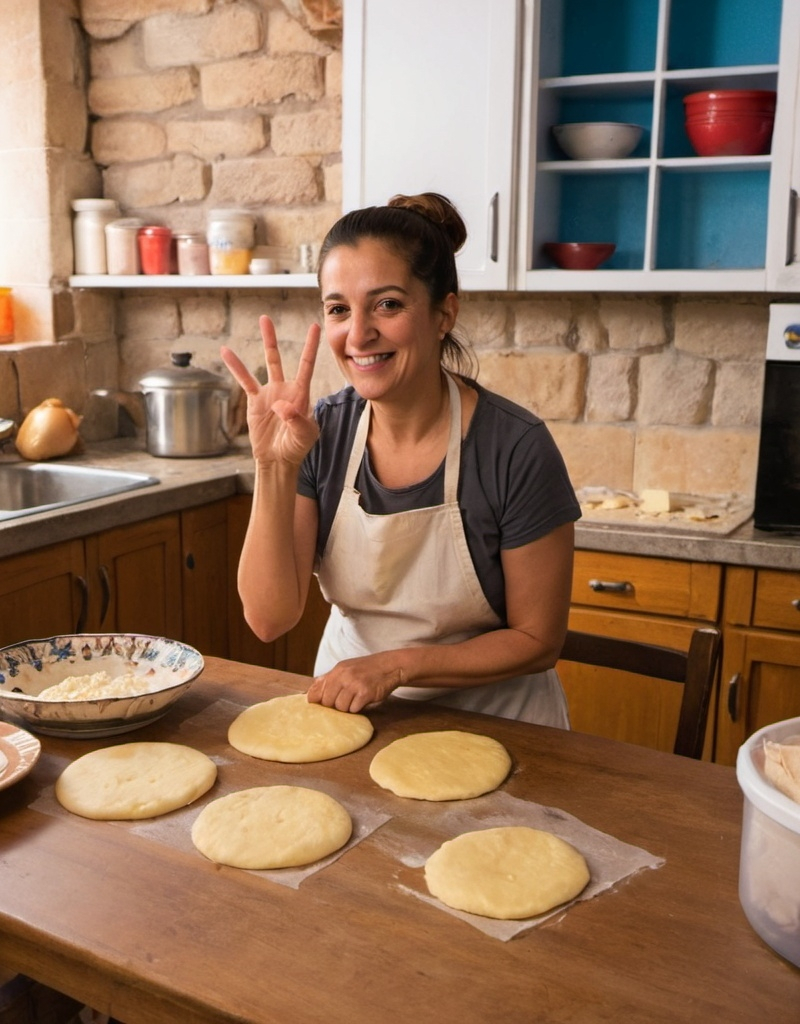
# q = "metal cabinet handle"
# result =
<box><xmin>75</xmin><ymin>575</ymin><xmax>89</xmax><ymax>633</ymax></box>
<box><xmin>98</xmin><ymin>565</ymin><xmax>111</xmax><ymax>628</ymax></box>
<box><xmin>727</xmin><ymin>672</ymin><xmax>742</xmax><ymax>723</ymax></box>
<box><xmin>792</xmin><ymin>598</ymin><xmax>800</xmax><ymax>611</ymax></box>
<box><xmin>588</xmin><ymin>579</ymin><xmax>633</xmax><ymax>594</ymax></box>
<box><xmin>788</xmin><ymin>188</ymin><xmax>798</xmax><ymax>265</ymax></box>
<box><xmin>489</xmin><ymin>192</ymin><xmax>499</xmax><ymax>263</ymax></box>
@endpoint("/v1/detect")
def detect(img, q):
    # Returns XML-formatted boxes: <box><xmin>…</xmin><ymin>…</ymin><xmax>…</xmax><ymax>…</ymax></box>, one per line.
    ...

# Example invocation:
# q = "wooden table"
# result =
<box><xmin>0</xmin><ymin>657</ymin><xmax>798</xmax><ymax>1024</ymax></box>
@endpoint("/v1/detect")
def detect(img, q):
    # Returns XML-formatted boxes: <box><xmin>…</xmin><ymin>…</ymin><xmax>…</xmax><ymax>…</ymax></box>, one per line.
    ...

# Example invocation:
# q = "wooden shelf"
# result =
<box><xmin>68</xmin><ymin>274</ymin><xmax>318</xmax><ymax>289</ymax></box>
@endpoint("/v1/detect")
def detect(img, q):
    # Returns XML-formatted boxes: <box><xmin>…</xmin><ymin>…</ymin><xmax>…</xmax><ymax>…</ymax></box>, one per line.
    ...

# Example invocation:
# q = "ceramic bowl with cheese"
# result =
<box><xmin>0</xmin><ymin>633</ymin><xmax>204</xmax><ymax>738</ymax></box>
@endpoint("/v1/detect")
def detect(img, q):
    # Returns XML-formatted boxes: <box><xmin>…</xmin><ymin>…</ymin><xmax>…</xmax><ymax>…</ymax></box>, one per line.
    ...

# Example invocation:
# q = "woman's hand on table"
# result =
<box><xmin>307</xmin><ymin>652</ymin><xmax>407</xmax><ymax>713</ymax></box>
<box><xmin>221</xmin><ymin>315</ymin><xmax>321</xmax><ymax>466</ymax></box>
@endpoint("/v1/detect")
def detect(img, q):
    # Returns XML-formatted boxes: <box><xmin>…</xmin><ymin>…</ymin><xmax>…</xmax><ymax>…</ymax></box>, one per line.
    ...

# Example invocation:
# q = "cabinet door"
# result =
<box><xmin>716</xmin><ymin>628</ymin><xmax>800</xmax><ymax>765</ymax></box>
<box><xmin>85</xmin><ymin>515</ymin><xmax>182</xmax><ymax>638</ymax></box>
<box><xmin>343</xmin><ymin>0</ymin><xmax>520</xmax><ymax>290</ymax></box>
<box><xmin>181</xmin><ymin>501</ymin><xmax>229</xmax><ymax>658</ymax></box>
<box><xmin>0</xmin><ymin>540</ymin><xmax>86</xmax><ymax>646</ymax></box>
<box><xmin>561</xmin><ymin>607</ymin><xmax>703</xmax><ymax>755</ymax></box>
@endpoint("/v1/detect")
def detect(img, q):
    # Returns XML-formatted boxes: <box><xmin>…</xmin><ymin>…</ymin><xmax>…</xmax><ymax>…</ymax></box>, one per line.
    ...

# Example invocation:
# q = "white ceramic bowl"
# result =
<box><xmin>736</xmin><ymin>716</ymin><xmax>800</xmax><ymax>968</ymax></box>
<box><xmin>0</xmin><ymin>633</ymin><xmax>204</xmax><ymax>738</ymax></box>
<box><xmin>552</xmin><ymin>122</ymin><xmax>643</xmax><ymax>160</ymax></box>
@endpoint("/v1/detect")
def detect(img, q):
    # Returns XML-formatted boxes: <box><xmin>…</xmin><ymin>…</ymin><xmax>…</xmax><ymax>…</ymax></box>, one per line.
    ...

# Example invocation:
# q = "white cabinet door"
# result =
<box><xmin>342</xmin><ymin>0</ymin><xmax>520</xmax><ymax>290</ymax></box>
<box><xmin>766</xmin><ymin>0</ymin><xmax>800</xmax><ymax>291</ymax></box>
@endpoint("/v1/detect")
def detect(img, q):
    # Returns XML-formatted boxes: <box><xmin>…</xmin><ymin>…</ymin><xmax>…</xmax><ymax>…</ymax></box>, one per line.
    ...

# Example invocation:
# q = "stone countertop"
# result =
<box><xmin>0</xmin><ymin>438</ymin><xmax>798</xmax><ymax>571</ymax></box>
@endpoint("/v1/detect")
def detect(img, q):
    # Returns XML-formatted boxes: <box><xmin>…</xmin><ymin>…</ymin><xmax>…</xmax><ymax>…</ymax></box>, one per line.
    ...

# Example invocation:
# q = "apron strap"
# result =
<box><xmin>343</xmin><ymin>372</ymin><xmax>463</xmax><ymax>499</ymax></box>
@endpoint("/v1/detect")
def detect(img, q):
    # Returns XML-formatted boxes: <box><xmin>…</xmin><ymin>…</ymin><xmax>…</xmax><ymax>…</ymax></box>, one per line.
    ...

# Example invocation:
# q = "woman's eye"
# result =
<box><xmin>378</xmin><ymin>298</ymin><xmax>402</xmax><ymax>312</ymax></box>
<box><xmin>325</xmin><ymin>304</ymin><xmax>348</xmax><ymax>317</ymax></box>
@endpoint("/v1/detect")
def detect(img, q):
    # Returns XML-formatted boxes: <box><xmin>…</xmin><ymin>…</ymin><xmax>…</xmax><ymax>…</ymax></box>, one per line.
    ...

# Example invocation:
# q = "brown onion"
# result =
<box><xmin>16</xmin><ymin>398</ymin><xmax>82</xmax><ymax>461</ymax></box>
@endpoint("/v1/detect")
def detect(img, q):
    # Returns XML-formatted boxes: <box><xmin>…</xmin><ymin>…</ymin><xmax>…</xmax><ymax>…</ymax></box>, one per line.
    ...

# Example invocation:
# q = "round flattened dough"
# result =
<box><xmin>424</xmin><ymin>826</ymin><xmax>590</xmax><ymax>920</ymax></box>
<box><xmin>369</xmin><ymin>731</ymin><xmax>511</xmax><ymax>801</ymax></box>
<box><xmin>191</xmin><ymin>785</ymin><xmax>353</xmax><ymax>869</ymax></box>
<box><xmin>55</xmin><ymin>742</ymin><xmax>217</xmax><ymax>821</ymax></box>
<box><xmin>228</xmin><ymin>693</ymin><xmax>373</xmax><ymax>763</ymax></box>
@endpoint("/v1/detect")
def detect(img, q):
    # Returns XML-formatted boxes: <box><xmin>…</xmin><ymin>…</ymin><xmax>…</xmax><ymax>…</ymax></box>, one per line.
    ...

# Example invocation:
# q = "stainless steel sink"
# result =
<box><xmin>0</xmin><ymin>462</ymin><xmax>159</xmax><ymax>521</ymax></box>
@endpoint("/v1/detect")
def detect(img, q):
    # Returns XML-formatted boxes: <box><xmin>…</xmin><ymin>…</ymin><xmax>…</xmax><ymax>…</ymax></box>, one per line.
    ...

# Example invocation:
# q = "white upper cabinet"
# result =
<box><xmin>520</xmin><ymin>0</ymin><xmax>800</xmax><ymax>292</ymax></box>
<box><xmin>344</xmin><ymin>0</ymin><xmax>800</xmax><ymax>293</ymax></box>
<box><xmin>342</xmin><ymin>0</ymin><xmax>520</xmax><ymax>290</ymax></box>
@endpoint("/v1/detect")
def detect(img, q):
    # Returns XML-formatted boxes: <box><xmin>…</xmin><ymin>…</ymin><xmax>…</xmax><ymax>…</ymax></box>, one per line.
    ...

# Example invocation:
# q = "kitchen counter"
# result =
<box><xmin>1</xmin><ymin>658</ymin><xmax>798</xmax><ymax>1024</ymax></box>
<box><xmin>0</xmin><ymin>438</ymin><xmax>798</xmax><ymax>570</ymax></box>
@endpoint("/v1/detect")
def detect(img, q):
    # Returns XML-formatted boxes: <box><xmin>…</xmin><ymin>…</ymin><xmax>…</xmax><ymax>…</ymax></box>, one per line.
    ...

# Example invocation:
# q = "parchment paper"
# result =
<box><xmin>372</xmin><ymin>790</ymin><xmax>664</xmax><ymax>941</ymax></box>
<box><xmin>31</xmin><ymin>698</ymin><xmax>392</xmax><ymax>889</ymax></box>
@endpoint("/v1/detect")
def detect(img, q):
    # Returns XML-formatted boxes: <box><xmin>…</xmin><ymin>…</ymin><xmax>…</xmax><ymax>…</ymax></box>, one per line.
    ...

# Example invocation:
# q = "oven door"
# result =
<box><xmin>754</xmin><ymin>305</ymin><xmax>800</xmax><ymax>533</ymax></box>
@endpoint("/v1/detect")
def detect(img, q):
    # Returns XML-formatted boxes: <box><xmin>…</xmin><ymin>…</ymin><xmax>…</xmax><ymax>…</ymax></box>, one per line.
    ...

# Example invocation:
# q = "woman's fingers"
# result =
<box><xmin>295</xmin><ymin>323</ymin><xmax>321</xmax><ymax>392</ymax></box>
<box><xmin>220</xmin><ymin>346</ymin><xmax>259</xmax><ymax>395</ymax></box>
<box><xmin>260</xmin><ymin>315</ymin><xmax>285</xmax><ymax>384</ymax></box>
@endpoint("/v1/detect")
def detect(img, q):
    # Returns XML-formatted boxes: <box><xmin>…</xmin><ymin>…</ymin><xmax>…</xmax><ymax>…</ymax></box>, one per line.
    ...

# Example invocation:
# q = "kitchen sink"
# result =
<box><xmin>0</xmin><ymin>462</ymin><xmax>159</xmax><ymax>521</ymax></box>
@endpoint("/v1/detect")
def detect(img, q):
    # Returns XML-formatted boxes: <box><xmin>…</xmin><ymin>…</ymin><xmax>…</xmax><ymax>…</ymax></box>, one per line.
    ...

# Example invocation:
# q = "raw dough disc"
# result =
<box><xmin>424</xmin><ymin>826</ymin><xmax>590</xmax><ymax>920</ymax></box>
<box><xmin>228</xmin><ymin>693</ymin><xmax>373</xmax><ymax>763</ymax></box>
<box><xmin>191</xmin><ymin>785</ymin><xmax>353</xmax><ymax>869</ymax></box>
<box><xmin>55</xmin><ymin>742</ymin><xmax>217</xmax><ymax>821</ymax></box>
<box><xmin>369</xmin><ymin>730</ymin><xmax>511</xmax><ymax>801</ymax></box>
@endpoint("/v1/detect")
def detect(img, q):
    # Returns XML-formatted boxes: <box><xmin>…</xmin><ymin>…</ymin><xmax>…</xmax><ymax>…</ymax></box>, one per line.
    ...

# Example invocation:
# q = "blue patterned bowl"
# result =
<box><xmin>0</xmin><ymin>634</ymin><xmax>204</xmax><ymax>737</ymax></box>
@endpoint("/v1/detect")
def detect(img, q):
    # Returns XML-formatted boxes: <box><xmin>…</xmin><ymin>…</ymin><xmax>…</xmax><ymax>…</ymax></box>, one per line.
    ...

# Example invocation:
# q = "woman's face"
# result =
<box><xmin>319</xmin><ymin>237</ymin><xmax>457</xmax><ymax>403</ymax></box>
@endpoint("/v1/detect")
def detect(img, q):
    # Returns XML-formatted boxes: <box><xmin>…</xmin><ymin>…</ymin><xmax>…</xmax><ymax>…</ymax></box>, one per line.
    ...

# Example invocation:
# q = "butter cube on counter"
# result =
<box><xmin>639</xmin><ymin>489</ymin><xmax>678</xmax><ymax>513</ymax></box>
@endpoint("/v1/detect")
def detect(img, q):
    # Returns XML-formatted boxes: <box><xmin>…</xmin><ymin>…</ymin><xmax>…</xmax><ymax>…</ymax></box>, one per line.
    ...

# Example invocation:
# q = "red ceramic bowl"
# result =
<box><xmin>542</xmin><ymin>242</ymin><xmax>616</xmax><ymax>270</ymax></box>
<box><xmin>684</xmin><ymin>89</ymin><xmax>777</xmax><ymax>115</ymax></box>
<box><xmin>684</xmin><ymin>113</ymin><xmax>775</xmax><ymax>156</ymax></box>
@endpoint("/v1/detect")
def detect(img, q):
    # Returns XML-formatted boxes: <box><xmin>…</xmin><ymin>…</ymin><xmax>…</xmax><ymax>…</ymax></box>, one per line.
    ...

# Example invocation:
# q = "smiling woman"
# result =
<box><xmin>221</xmin><ymin>192</ymin><xmax>580</xmax><ymax>726</ymax></box>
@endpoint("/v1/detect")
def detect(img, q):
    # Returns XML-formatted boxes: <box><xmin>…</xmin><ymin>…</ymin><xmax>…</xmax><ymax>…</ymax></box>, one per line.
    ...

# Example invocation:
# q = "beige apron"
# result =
<box><xmin>314</xmin><ymin>373</ymin><xmax>569</xmax><ymax>727</ymax></box>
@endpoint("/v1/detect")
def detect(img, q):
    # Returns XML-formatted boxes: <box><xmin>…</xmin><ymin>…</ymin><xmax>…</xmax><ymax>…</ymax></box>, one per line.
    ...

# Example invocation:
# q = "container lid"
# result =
<box><xmin>737</xmin><ymin>717</ymin><xmax>800</xmax><ymax>835</ymax></box>
<box><xmin>72</xmin><ymin>198</ymin><xmax>119</xmax><ymax>213</ymax></box>
<box><xmin>106</xmin><ymin>217</ymin><xmax>144</xmax><ymax>232</ymax></box>
<box><xmin>139</xmin><ymin>353</ymin><xmax>226</xmax><ymax>391</ymax></box>
<box><xmin>139</xmin><ymin>225</ymin><xmax>173</xmax><ymax>236</ymax></box>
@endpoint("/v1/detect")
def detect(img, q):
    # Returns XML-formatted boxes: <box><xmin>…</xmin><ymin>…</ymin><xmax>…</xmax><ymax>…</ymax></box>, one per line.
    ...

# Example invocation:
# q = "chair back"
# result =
<box><xmin>558</xmin><ymin>627</ymin><xmax>721</xmax><ymax>759</ymax></box>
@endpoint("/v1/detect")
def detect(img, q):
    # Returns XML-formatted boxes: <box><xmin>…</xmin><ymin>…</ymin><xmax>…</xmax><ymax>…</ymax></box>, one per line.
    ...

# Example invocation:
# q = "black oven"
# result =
<box><xmin>754</xmin><ymin>304</ymin><xmax>800</xmax><ymax>533</ymax></box>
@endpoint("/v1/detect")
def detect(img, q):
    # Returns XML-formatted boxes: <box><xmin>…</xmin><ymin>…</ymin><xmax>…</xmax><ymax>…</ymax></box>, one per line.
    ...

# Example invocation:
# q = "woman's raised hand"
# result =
<box><xmin>221</xmin><ymin>315</ymin><xmax>321</xmax><ymax>466</ymax></box>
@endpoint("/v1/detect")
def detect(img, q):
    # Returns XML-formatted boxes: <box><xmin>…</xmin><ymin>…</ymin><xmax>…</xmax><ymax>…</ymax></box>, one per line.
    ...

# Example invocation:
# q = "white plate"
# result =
<box><xmin>0</xmin><ymin>721</ymin><xmax>41</xmax><ymax>792</ymax></box>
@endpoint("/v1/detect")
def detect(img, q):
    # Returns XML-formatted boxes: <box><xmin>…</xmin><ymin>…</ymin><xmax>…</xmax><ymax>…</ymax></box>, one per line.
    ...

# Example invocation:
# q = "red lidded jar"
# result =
<box><xmin>138</xmin><ymin>226</ymin><xmax>173</xmax><ymax>275</ymax></box>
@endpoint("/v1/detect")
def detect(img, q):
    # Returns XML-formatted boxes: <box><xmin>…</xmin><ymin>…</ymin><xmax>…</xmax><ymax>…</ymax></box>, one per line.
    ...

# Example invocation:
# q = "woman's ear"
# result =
<box><xmin>439</xmin><ymin>292</ymin><xmax>459</xmax><ymax>337</ymax></box>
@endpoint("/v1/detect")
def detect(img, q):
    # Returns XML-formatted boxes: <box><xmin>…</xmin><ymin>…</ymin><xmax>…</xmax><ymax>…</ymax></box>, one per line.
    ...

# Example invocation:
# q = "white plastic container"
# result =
<box><xmin>736</xmin><ymin>716</ymin><xmax>800</xmax><ymax>968</ymax></box>
<box><xmin>207</xmin><ymin>209</ymin><xmax>255</xmax><ymax>275</ymax></box>
<box><xmin>105</xmin><ymin>218</ymin><xmax>143</xmax><ymax>275</ymax></box>
<box><xmin>72</xmin><ymin>198</ymin><xmax>120</xmax><ymax>274</ymax></box>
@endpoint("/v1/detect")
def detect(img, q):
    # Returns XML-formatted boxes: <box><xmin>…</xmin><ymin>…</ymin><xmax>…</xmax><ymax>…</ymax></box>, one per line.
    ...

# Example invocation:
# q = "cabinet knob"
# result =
<box><xmin>792</xmin><ymin>598</ymin><xmax>800</xmax><ymax>611</ymax></box>
<box><xmin>588</xmin><ymin>578</ymin><xmax>633</xmax><ymax>594</ymax></box>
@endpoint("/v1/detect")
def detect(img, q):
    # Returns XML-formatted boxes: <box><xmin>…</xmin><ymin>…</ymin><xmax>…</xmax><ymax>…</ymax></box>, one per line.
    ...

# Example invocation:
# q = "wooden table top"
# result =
<box><xmin>0</xmin><ymin>657</ymin><xmax>798</xmax><ymax>1024</ymax></box>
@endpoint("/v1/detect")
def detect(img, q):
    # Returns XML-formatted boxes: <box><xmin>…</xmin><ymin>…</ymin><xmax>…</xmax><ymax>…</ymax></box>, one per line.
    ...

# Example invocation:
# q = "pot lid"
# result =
<box><xmin>139</xmin><ymin>353</ymin><xmax>226</xmax><ymax>391</ymax></box>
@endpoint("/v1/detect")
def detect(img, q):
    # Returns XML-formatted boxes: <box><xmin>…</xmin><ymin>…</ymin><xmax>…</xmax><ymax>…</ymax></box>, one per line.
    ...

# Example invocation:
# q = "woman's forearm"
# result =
<box><xmin>237</xmin><ymin>460</ymin><xmax>311</xmax><ymax>642</ymax></box>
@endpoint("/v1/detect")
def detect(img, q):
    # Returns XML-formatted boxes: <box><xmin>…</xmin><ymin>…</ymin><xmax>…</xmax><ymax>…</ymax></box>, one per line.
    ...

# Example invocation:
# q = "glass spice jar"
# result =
<box><xmin>138</xmin><ymin>226</ymin><xmax>173</xmax><ymax>275</ymax></box>
<box><xmin>207</xmin><ymin>209</ymin><xmax>255</xmax><ymax>275</ymax></box>
<box><xmin>105</xmin><ymin>218</ymin><xmax>144</xmax><ymax>275</ymax></box>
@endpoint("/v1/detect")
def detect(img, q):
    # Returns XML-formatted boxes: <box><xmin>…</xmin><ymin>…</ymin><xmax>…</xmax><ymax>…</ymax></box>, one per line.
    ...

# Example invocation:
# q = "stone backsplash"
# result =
<box><xmin>0</xmin><ymin>0</ymin><xmax>773</xmax><ymax>500</ymax></box>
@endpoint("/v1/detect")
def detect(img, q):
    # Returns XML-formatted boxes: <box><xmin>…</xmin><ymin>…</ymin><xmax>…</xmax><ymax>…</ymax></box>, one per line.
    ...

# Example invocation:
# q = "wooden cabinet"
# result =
<box><xmin>181</xmin><ymin>500</ymin><xmax>230</xmax><ymax>659</ymax></box>
<box><xmin>0</xmin><ymin>539</ymin><xmax>87</xmax><ymax>647</ymax></box>
<box><xmin>561</xmin><ymin>551</ymin><xmax>721</xmax><ymax>755</ymax></box>
<box><xmin>715</xmin><ymin>565</ymin><xmax>800</xmax><ymax>765</ymax></box>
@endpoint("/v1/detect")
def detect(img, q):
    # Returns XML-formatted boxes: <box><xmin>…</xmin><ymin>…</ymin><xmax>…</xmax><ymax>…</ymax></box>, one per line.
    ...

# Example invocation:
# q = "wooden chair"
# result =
<box><xmin>558</xmin><ymin>626</ymin><xmax>721</xmax><ymax>759</ymax></box>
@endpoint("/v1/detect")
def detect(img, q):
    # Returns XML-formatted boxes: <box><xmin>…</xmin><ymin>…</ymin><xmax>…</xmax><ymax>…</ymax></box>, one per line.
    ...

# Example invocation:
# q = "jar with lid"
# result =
<box><xmin>105</xmin><ymin>218</ymin><xmax>144</xmax><ymax>275</ymax></box>
<box><xmin>207</xmin><ymin>209</ymin><xmax>255</xmax><ymax>275</ymax></box>
<box><xmin>138</xmin><ymin>226</ymin><xmax>173</xmax><ymax>275</ymax></box>
<box><xmin>176</xmin><ymin>233</ymin><xmax>211</xmax><ymax>276</ymax></box>
<box><xmin>72</xmin><ymin>198</ymin><xmax>120</xmax><ymax>274</ymax></box>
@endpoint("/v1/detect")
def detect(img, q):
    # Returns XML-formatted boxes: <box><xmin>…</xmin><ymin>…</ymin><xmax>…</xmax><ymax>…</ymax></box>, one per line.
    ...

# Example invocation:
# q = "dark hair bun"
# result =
<box><xmin>388</xmin><ymin>193</ymin><xmax>467</xmax><ymax>255</ymax></box>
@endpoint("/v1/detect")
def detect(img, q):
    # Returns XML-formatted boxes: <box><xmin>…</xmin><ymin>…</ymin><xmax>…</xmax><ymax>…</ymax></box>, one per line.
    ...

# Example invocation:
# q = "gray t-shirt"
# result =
<box><xmin>297</xmin><ymin>379</ymin><xmax>581</xmax><ymax>622</ymax></box>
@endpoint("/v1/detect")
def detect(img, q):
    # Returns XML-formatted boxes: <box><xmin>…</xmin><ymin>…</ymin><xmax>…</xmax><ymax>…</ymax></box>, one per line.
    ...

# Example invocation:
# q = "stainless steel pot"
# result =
<box><xmin>138</xmin><ymin>353</ymin><xmax>232</xmax><ymax>458</ymax></box>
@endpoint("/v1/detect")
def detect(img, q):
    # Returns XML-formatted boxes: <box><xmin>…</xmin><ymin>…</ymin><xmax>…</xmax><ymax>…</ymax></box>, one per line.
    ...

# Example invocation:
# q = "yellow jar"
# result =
<box><xmin>0</xmin><ymin>288</ymin><xmax>14</xmax><ymax>343</ymax></box>
<box><xmin>207</xmin><ymin>210</ymin><xmax>255</xmax><ymax>275</ymax></box>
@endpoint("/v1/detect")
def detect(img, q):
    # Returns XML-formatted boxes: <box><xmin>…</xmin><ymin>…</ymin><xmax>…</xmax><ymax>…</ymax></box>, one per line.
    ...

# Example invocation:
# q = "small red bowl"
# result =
<box><xmin>542</xmin><ymin>242</ymin><xmax>616</xmax><ymax>270</ymax></box>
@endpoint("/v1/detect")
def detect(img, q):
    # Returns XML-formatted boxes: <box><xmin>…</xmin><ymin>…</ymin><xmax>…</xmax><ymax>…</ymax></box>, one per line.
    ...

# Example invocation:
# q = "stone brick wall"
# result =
<box><xmin>0</xmin><ymin>0</ymin><xmax>771</xmax><ymax>501</ymax></box>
